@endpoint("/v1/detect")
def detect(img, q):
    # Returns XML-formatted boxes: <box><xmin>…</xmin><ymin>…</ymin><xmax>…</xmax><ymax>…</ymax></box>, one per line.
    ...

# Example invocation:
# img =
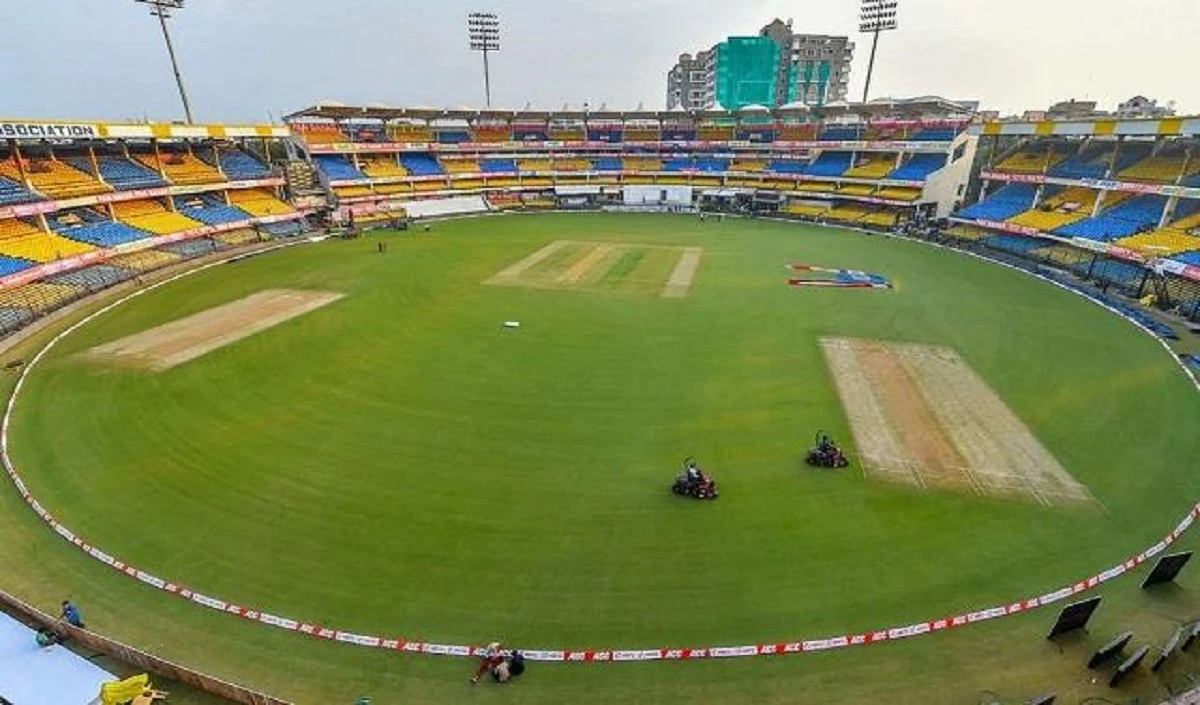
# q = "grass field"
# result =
<box><xmin>3</xmin><ymin>213</ymin><xmax>1200</xmax><ymax>704</ymax></box>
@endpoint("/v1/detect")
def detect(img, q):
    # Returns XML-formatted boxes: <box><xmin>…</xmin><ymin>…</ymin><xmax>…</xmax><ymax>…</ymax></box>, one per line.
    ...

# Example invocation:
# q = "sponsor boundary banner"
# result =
<box><xmin>1</xmin><ymin>224</ymin><xmax>1198</xmax><ymax>663</ymax></box>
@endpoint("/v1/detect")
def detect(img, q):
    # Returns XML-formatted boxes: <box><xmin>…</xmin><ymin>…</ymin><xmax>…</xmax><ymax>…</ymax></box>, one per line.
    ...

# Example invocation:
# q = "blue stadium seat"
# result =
<box><xmin>956</xmin><ymin>183</ymin><xmax>1037</xmax><ymax>221</ymax></box>
<box><xmin>176</xmin><ymin>204</ymin><xmax>252</xmax><ymax>226</ymax></box>
<box><xmin>0</xmin><ymin>255</ymin><xmax>33</xmax><ymax>276</ymax></box>
<box><xmin>513</xmin><ymin>130</ymin><xmax>549</xmax><ymax>142</ymax></box>
<box><xmin>436</xmin><ymin>131</ymin><xmax>471</xmax><ymax>144</ymax></box>
<box><xmin>767</xmin><ymin>160</ymin><xmax>808</xmax><ymax>174</ymax></box>
<box><xmin>805</xmin><ymin>151</ymin><xmax>854</xmax><ymax>177</ymax></box>
<box><xmin>983</xmin><ymin>235</ymin><xmax>1049</xmax><ymax>255</ymax></box>
<box><xmin>399</xmin><ymin>154</ymin><xmax>445</xmax><ymax>176</ymax></box>
<box><xmin>1173</xmin><ymin>251</ymin><xmax>1200</xmax><ymax>266</ymax></box>
<box><xmin>1054</xmin><ymin>195</ymin><xmax>1167</xmax><ymax>241</ymax></box>
<box><xmin>1182</xmin><ymin>174</ymin><xmax>1200</xmax><ymax>187</ymax></box>
<box><xmin>481</xmin><ymin>159</ymin><xmax>517</xmax><ymax>173</ymax></box>
<box><xmin>910</xmin><ymin>128</ymin><xmax>958</xmax><ymax>141</ymax></box>
<box><xmin>314</xmin><ymin>155</ymin><xmax>367</xmax><ymax>181</ymax></box>
<box><xmin>591</xmin><ymin>158</ymin><xmax>624</xmax><ymax>171</ymax></box>
<box><xmin>53</xmin><ymin>220</ymin><xmax>150</xmax><ymax>248</ymax></box>
<box><xmin>0</xmin><ymin>176</ymin><xmax>41</xmax><ymax>205</ymax></box>
<box><xmin>218</xmin><ymin>150</ymin><xmax>270</xmax><ymax>180</ymax></box>
<box><xmin>888</xmin><ymin>153</ymin><xmax>947</xmax><ymax>181</ymax></box>
<box><xmin>81</xmin><ymin>157</ymin><xmax>168</xmax><ymax>190</ymax></box>
<box><xmin>819</xmin><ymin>127</ymin><xmax>861</xmax><ymax>141</ymax></box>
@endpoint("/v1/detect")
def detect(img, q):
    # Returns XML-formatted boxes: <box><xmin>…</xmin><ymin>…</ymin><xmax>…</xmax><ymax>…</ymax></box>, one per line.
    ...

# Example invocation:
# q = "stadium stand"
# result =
<box><xmin>1047</xmin><ymin>143</ymin><xmax>1113</xmax><ymax>179</ymax></box>
<box><xmin>993</xmin><ymin>146</ymin><xmax>1064</xmax><ymax>173</ymax></box>
<box><xmin>1116</xmin><ymin>203</ymin><xmax>1200</xmax><ymax>255</ymax></box>
<box><xmin>730</xmin><ymin>159</ymin><xmax>768</xmax><ymax>172</ymax></box>
<box><xmin>217</xmin><ymin>149</ymin><xmax>271</xmax><ymax>180</ymax></box>
<box><xmin>552</xmin><ymin>159</ymin><xmax>591</xmax><ymax>172</ymax></box>
<box><xmin>876</xmin><ymin>187</ymin><xmax>922</xmax><ymax>201</ymax></box>
<box><xmin>844</xmin><ymin>153</ymin><xmax>896</xmax><ymax>179</ymax></box>
<box><xmin>819</xmin><ymin>126</ymin><xmax>861</xmax><ymax>141</ymax></box>
<box><xmin>314</xmin><ymin>155</ymin><xmax>368</xmax><ymax>181</ymax></box>
<box><xmin>137</xmin><ymin>151</ymin><xmax>224</xmax><ymax>186</ymax></box>
<box><xmin>173</xmin><ymin>194</ymin><xmax>252</xmax><ymax>226</ymax></box>
<box><xmin>358</xmin><ymin>156</ymin><xmax>408</xmax><ymax>178</ymax></box>
<box><xmin>1055</xmin><ymin>194</ymin><xmax>1167</xmax><ymax>241</ymax></box>
<box><xmin>399</xmin><ymin>154</ymin><xmax>445</xmax><ymax>176</ymax></box>
<box><xmin>228</xmin><ymin>189</ymin><xmax>294</xmax><ymax>217</ymax></box>
<box><xmin>1118</xmin><ymin>152</ymin><xmax>1188</xmax><ymax>183</ymax></box>
<box><xmin>0</xmin><ymin>218</ymin><xmax>94</xmax><ymax>262</ymax></box>
<box><xmin>0</xmin><ymin>176</ymin><xmax>40</xmax><ymax>205</ymax></box>
<box><xmin>106</xmin><ymin>249</ymin><xmax>182</xmax><ymax>272</ymax></box>
<box><xmin>388</xmin><ymin>124</ymin><xmax>434</xmax><ymax>142</ymax></box>
<box><xmin>1007</xmin><ymin>187</ymin><xmax>1097</xmax><ymax>231</ymax></box>
<box><xmin>48</xmin><ymin>209</ymin><xmax>149</xmax><ymax>248</ymax></box>
<box><xmin>806</xmin><ymin>152</ymin><xmax>854</xmax><ymax>177</ymax></box>
<box><xmin>296</xmin><ymin>124</ymin><xmax>347</xmax><ymax>144</ymax></box>
<box><xmin>957</xmin><ymin>183</ymin><xmax>1037</xmax><ymax>221</ymax></box>
<box><xmin>888</xmin><ymin>153</ymin><xmax>946</xmax><ymax>180</ymax></box>
<box><xmin>112</xmin><ymin>199</ymin><xmax>203</xmax><ymax>235</ymax></box>
<box><xmin>0</xmin><ymin>158</ymin><xmax>109</xmax><ymax>199</ymax></box>
<box><xmin>911</xmin><ymin>127</ymin><xmax>958</xmax><ymax>141</ymax></box>
<box><xmin>768</xmin><ymin>159</ymin><xmax>808</xmax><ymax>174</ymax></box>
<box><xmin>76</xmin><ymin>155</ymin><xmax>167</xmax><ymax>190</ymax></box>
<box><xmin>982</xmin><ymin>234</ymin><xmax>1049</xmax><ymax>256</ymax></box>
<box><xmin>481</xmin><ymin>159</ymin><xmax>518</xmax><ymax>173</ymax></box>
<box><xmin>442</xmin><ymin>159</ymin><xmax>482</xmax><ymax>174</ymax></box>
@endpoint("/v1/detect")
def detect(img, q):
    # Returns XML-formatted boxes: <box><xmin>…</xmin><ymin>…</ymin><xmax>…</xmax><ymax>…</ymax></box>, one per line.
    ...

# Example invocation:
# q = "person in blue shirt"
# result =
<box><xmin>60</xmin><ymin>600</ymin><xmax>85</xmax><ymax>629</ymax></box>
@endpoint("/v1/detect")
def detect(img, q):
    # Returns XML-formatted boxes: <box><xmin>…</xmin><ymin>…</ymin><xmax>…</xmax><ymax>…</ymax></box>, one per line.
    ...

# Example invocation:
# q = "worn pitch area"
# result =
<box><xmin>87</xmin><ymin>289</ymin><xmax>344</xmax><ymax>371</ymax></box>
<box><xmin>485</xmin><ymin>240</ymin><xmax>702</xmax><ymax>298</ymax></box>
<box><xmin>820</xmin><ymin>337</ymin><xmax>1093</xmax><ymax>506</ymax></box>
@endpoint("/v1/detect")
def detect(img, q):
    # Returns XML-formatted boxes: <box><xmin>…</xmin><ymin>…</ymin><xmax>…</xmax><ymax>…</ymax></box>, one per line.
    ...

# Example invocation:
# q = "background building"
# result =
<box><xmin>1117</xmin><ymin>95</ymin><xmax>1175</xmax><ymax>118</ymax></box>
<box><xmin>666</xmin><ymin>19</ymin><xmax>853</xmax><ymax>111</ymax></box>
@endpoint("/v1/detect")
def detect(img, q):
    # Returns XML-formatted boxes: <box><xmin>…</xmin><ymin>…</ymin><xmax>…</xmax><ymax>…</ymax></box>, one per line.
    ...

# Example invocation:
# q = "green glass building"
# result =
<box><xmin>713</xmin><ymin>37</ymin><xmax>780</xmax><ymax>110</ymax></box>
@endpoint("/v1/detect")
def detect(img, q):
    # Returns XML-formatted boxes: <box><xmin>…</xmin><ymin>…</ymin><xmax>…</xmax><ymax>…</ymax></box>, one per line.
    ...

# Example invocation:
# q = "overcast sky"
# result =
<box><xmin>0</xmin><ymin>0</ymin><xmax>1196</xmax><ymax>123</ymax></box>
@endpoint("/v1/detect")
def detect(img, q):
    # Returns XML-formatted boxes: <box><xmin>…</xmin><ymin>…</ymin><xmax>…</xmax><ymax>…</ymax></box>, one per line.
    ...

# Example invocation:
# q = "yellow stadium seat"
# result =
<box><xmin>228</xmin><ymin>188</ymin><xmax>294</xmax><ymax>217</ymax></box>
<box><xmin>0</xmin><ymin>218</ymin><xmax>95</xmax><ymax>262</ymax></box>
<box><xmin>837</xmin><ymin>184</ymin><xmax>876</xmax><ymax>196</ymax></box>
<box><xmin>517</xmin><ymin>159</ymin><xmax>553</xmax><ymax>172</ymax></box>
<box><xmin>995</xmin><ymin>150</ymin><xmax>1064</xmax><ymax>174</ymax></box>
<box><xmin>387</xmin><ymin>125</ymin><xmax>434</xmax><ymax>142</ymax></box>
<box><xmin>358</xmin><ymin>157</ymin><xmax>408</xmax><ymax>178</ymax></box>
<box><xmin>0</xmin><ymin>282</ymin><xmax>82</xmax><ymax>312</ymax></box>
<box><xmin>1119</xmin><ymin>155</ymin><xmax>1187</xmax><ymax>183</ymax></box>
<box><xmin>0</xmin><ymin>159</ymin><xmax>110</xmax><ymax>199</ymax></box>
<box><xmin>622</xmin><ymin>159</ymin><xmax>661</xmax><ymax>172</ymax></box>
<box><xmin>844</xmin><ymin>154</ymin><xmax>896</xmax><ymax>179</ymax></box>
<box><xmin>108</xmin><ymin>249</ymin><xmax>182</xmax><ymax>272</ymax></box>
<box><xmin>876</xmin><ymin>187</ymin><xmax>922</xmax><ymax>201</ymax></box>
<box><xmin>552</xmin><ymin>159</ymin><xmax>591</xmax><ymax>171</ymax></box>
<box><xmin>112</xmin><ymin>199</ymin><xmax>202</xmax><ymax>235</ymax></box>
<box><xmin>442</xmin><ymin>159</ymin><xmax>481</xmax><ymax>174</ymax></box>
<box><xmin>333</xmin><ymin>186</ymin><xmax>375</xmax><ymax>199</ymax></box>
<box><xmin>1116</xmin><ymin>211</ymin><xmax>1200</xmax><ymax>256</ymax></box>
<box><xmin>731</xmin><ymin>160</ymin><xmax>767</xmax><ymax>172</ymax></box>
<box><xmin>297</xmin><ymin>126</ymin><xmax>347</xmax><ymax>144</ymax></box>
<box><xmin>135</xmin><ymin>152</ymin><xmax>223</xmax><ymax>186</ymax></box>
<box><xmin>798</xmin><ymin>182</ymin><xmax>836</xmax><ymax>193</ymax></box>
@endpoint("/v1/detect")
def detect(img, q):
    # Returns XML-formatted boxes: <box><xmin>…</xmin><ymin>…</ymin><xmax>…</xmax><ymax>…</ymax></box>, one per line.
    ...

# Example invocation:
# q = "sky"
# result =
<box><xmin>0</xmin><ymin>0</ymin><xmax>1197</xmax><ymax>123</ymax></box>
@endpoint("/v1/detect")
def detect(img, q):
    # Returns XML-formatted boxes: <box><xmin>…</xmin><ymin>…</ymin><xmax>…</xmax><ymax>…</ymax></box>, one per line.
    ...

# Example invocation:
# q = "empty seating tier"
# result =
<box><xmin>358</xmin><ymin>157</ymin><xmax>408</xmax><ymax>178</ymax></box>
<box><xmin>218</xmin><ymin>149</ymin><xmax>271</xmax><ymax>180</ymax></box>
<box><xmin>113</xmin><ymin>199</ymin><xmax>203</xmax><ymax>235</ymax></box>
<box><xmin>0</xmin><ymin>218</ymin><xmax>94</xmax><ymax>262</ymax></box>
<box><xmin>0</xmin><ymin>159</ymin><xmax>109</xmax><ymax>199</ymax></box>
<box><xmin>228</xmin><ymin>189</ymin><xmax>294</xmax><ymax>217</ymax></box>
<box><xmin>844</xmin><ymin>154</ymin><xmax>895</xmax><ymax>179</ymax></box>
<box><xmin>957</xmin><ymin>183</ymin><xmax>1037</xmax><ymax>221</ymax></box>
<box><xmin>0</xmin><ymin>176</ymin><xmax>41</xmax><ymax>206</ymax></box>
<box><xmin>1055</xmin><ymin>194</ymin><xmax>1167</xmax><ymax>241</ymax></box>
<box><xmin>398</xmin><ymin>154</ymin><xmax>444</xmax><ymax>176</ymax></box>
<box><xmin>136</xmin><ymin>152</ymin><xmax>224</xmax><ymax>186</ymax></box>
<box><xmin>314</xmin><ymin>155</ymin><xmax>367</xmax><ymax>181</ymax></box>
<box><xmin>888</xmin><ymin>153</ymin><xmax>946</xmax><ymax>181</ymax></box>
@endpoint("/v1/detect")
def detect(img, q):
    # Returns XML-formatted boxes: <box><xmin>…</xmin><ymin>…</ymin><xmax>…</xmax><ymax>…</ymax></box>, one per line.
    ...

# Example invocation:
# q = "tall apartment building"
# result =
<box><xmin>666</xmin><ymin>18</ymin><xmax>854</xmax><ymax>111</ymax></box>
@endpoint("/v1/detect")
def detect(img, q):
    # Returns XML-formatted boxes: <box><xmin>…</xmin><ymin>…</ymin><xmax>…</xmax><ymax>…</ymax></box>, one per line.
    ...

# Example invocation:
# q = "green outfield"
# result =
<box><xmin>3</xmin><ymin>213</ymin><xmax>1200</xmax><ymax>704</ymax></box>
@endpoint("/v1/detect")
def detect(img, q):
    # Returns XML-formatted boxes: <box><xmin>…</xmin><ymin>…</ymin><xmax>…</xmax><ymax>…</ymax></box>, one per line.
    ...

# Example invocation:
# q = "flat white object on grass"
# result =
<box><xmin>503</xmin><ymin>321</ymin><xmax>521</xmax><ymax>329</ymax></box>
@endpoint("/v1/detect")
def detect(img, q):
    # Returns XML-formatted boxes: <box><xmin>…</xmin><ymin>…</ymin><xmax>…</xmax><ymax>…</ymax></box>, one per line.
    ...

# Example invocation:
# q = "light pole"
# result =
<box><xmin>134</xmin><ymin>0</ymin><xmax>195</xmax><ymax>123</ymax></box>
<box><xmin>859</xmin><ymin>0</ymin><xmax>898</xmax><ymax>104</ymax></box>
<box><xmin>468</xmin><ymin>12</ymin><xmax>501</xmax><ymax>108</ymax></box>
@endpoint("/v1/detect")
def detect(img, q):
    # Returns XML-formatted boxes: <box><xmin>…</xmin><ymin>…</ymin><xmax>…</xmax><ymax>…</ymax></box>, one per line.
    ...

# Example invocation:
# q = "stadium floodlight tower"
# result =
<box><xmin>468</xmin><ymin>12</ymin><xmax>501</xmax><ymax>108</ymax></box>
<box><xmin>134</xmin><ymin>0</ymin><xmax>195</xmax><ymax>123</ymax></box>
<box><xmin>860</xmin><ymin>0</ymin><xmax>899</xmax><ymax>104</ymax></box>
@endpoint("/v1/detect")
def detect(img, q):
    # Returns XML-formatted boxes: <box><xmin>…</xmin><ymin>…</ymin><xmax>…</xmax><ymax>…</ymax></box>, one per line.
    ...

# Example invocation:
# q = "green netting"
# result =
<box><xmin>715</xmin><ymin>37</ymin><xmax>780</xmax><ymax>110</ymax></box>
